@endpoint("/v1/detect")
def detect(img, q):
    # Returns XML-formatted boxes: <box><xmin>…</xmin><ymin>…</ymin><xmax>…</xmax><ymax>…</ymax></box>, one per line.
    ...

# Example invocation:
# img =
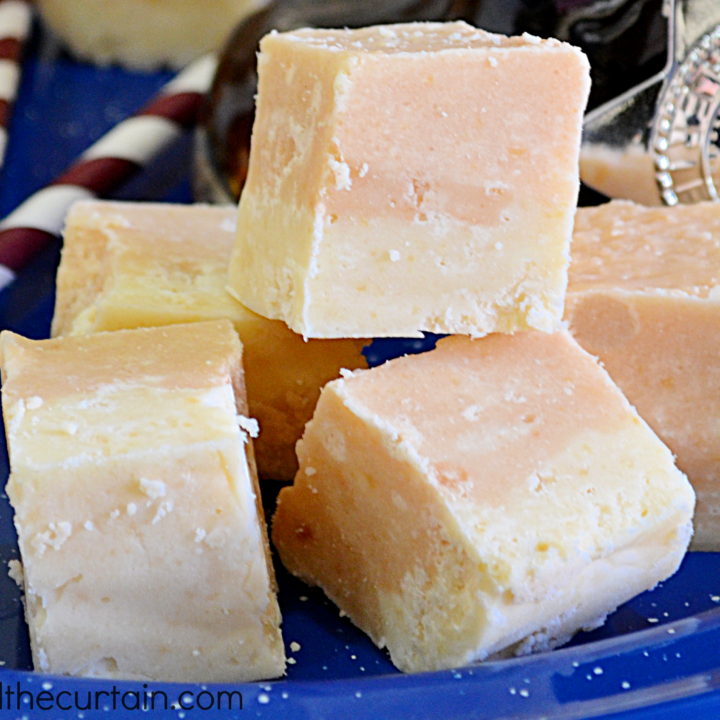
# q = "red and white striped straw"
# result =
<box><xmin>0</xmin><ymin>52</ymin><xmax>218</xmax><ymax>290</ymax></box>
<box><xmin>0</xmin><ymin>0</ymin><xmax>32</xmax><ymax>173</ymax></box>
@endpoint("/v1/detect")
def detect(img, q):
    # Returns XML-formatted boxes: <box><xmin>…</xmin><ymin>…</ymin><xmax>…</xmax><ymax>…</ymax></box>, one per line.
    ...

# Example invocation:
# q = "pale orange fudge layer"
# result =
<box><xmin>229</xmin><ymin>22</ymin><xmax>590</xmax><ymax>339</ymax></box>
<box><xmin>272</xmin><ymin>333</ymin><xmax>694</xmax><ymax>673</ymax></box>
<box><xmin>0</xmin><ymin>321</ymin><xmax>285</xmax><ymax>681</ymax></box>
<box><xmin>566</xmin><ymin>200</ymin><xmax>720</xmax><ymax>551</ymax></box>
<box><xmin>52</xmin><ymin>200</ymin><xmax>367</xmax><ymax>480</ymax></box>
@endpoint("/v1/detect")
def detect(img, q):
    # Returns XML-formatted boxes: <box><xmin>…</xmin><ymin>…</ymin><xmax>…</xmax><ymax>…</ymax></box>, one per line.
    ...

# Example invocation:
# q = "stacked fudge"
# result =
<box><xmin>0</xmin><ymin>21</ymin><xmax>699</xmax><ymax>682</ymax></box>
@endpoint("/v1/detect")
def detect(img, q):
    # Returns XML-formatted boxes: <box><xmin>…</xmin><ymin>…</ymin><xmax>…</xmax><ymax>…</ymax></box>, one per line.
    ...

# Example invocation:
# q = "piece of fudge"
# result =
<box><xmin>228</xmin><ymin>22</ymin><xmax>590</xmax><ymax>339</ymax></box>
<box><xmin>0</xmin><ymin>321</ymin><xmax>285</xmax><ymax>681</ymax></box>
<box><xmin>37</xmin><ymin>0</ymin><xmax>266</xmax><ymax>70</ymax></box>
<box><xmin>52</xmin><ymin>200</ymin><xmax>367</xmax><ymax>480</ymax></box>
<box><xmin>272</xmin><ymin>332</ymin><xmax>694</xmax><ymax>673</ymax></box>
<box><xmin>566</xmin><ymin>200</ymin><xmax>720</xmax><ymax>551</ymax></box>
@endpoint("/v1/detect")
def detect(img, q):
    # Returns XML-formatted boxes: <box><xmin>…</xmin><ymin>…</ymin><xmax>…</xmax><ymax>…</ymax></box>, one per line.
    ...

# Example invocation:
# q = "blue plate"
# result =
<box><xmin>2</xmin><ymin>24</ymin><xmax>720</xmax><ymax>720</ymax></box>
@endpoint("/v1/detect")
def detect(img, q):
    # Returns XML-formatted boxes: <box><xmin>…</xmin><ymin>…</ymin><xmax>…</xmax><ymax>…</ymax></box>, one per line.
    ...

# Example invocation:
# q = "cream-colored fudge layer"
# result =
<box><xmin>272</xmin><ymin>332</ymin><xmax>694</xmax><ymax>673</ymax></box>
<box><xmin>0</xmin><ymin>321</ymin><xmax>285</xmax><ymax>681</ymax></box>
<box><xmin>52</xmin><ymin>200</ymin><xmax>367</xmax><ymax>480</ymax></box>
<box><xmin>229</xmin><ymin>22</ymin><xmax>590</xmax><ymax>339</ymax></box>
<box><xmin>37</xmin><ymin>0</ymin><xmax>266</xmax><ymax>70</ymax></box>
<box><xmin>566</xmin><ymin>200</ymin><xmax>720</xmax><ymax>551</ymax></box>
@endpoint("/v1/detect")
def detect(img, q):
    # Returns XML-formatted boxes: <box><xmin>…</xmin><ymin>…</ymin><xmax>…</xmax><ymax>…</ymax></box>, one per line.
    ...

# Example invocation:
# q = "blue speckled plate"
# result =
<box><xmin>2</xmin><ymin>25</ymin><xmax>720</xmax><ymax>720</ymax></box>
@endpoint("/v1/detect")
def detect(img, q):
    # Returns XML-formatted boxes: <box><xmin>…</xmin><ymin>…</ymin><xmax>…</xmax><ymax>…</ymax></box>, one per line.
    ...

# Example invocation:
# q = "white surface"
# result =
<box><xmin>0</xmin><ymin>185</ymin><xmax>95</xmax><ymax>233</ymax></box>
<box><xmin>0</xmin><ymin>1</ymin><xmax>32</xmax><ymax>41</ymax></box>
<box><xmin>162</xmin><ymin>53</ymin><xmax>218</xmax><ymax>95</ymax></box>
<box><xmin>0</xmin><ymin>59</ymin><xmax>20</xmax><ymax>102</ymax></box>
<box><xmin>81</xmin><ymin>115</ymin><xmax>182</xmax><ymax>165</ymax></box>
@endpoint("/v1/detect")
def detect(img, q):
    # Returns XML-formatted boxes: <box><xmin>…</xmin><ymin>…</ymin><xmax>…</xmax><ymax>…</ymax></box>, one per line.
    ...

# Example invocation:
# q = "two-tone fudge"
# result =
<box><xmin>52</xmin><ymin>200</ymin><xmax>367</xmax><ymax>480</ymax></box>
<box><xmin>566</xmin><ymin>200</ymin><xmax>720</xmax><ymax>550</ymax></box>
<box><xmin>1</xmin><ymin>321</ymin><xmax>285</xmax><ymax>681</ymax></box>
<box><xmin>272</xmin><ymin>332</ymin><xmax>694</xmax><ymax>672</ymax></box>
<box><xmin>229</xmin><ymin>22</ymin><xmax>590</xmax><ymax>338</ymax></box>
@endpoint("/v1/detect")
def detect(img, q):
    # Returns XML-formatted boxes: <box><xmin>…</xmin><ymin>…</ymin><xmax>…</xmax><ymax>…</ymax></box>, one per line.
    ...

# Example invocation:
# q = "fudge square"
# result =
<box><xmin>228</xmin><ymin>22</ymin><xmax>591</xmax><ymax>339</ymax></box>
<box><xmin>566</xmin><ymin>200</ymin><xmax>720</xmax><ymax>551</ymax></box>
<box><xmin>0</xmin><ymin>321</ymin><xmax>285</xmax><ymax>681</ymax></box>
<box><xmin>52</xmin><ymin>200</ymin><xmax>367</xmax><ymax>481</ymax></box>
<box><xmin>272</xmin><ymin>332</ymin><xmax>694</xmax><ymax>673</ymax></box>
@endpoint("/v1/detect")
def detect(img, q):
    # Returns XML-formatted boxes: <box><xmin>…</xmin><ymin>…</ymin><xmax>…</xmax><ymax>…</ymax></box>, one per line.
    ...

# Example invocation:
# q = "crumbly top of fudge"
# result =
<box><xmin>0</xmin><ymin>321</ymin><xmax>247</xmax><ymax>468</ymax></box>
<box><xmin>1</xmin><ymin>320</ymin><xmax>242</xmax><ymax>403</ymax></box>
<box><xmin>269</xmin><ymin>21</ymin><xmax>565</xmax><ymax>55</ymax></box>
<box><xmin>570</xmin><ymin>200</ymin><xmax>720</xmax><ymax>298</ymax></box>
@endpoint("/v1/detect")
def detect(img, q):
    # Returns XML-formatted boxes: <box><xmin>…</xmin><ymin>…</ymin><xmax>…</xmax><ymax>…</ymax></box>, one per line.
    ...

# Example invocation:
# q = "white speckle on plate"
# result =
<box><xmin>519</xmin><ymin>689</ymin><xmax>529</xmax><ymax>698</ymax></box>
<box><xmin>258</xmin><ymin>693</ymin><xmax>270</xmax><ymax>705</ymax></box>
<box><xmin>593</xmin><ymin>667</ymin><xmax>603</xmax><ymax>675</ymax></box>
<box><xmin>622</xmin><ymin>681</ymin><xmax>631</xmax><ymax>690</ymax></box>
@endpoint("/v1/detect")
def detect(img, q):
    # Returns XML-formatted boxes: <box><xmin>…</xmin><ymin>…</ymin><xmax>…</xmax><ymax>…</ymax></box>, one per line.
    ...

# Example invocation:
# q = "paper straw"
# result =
<box><xmin>0</xmin><ymin>0</ymin><xmax>32</xmax><ymax>174</ymax></box>
<box><xmin>0</xmin><ymin>52</ymin><xmax>218</xmax><ymax>290</ymax></box>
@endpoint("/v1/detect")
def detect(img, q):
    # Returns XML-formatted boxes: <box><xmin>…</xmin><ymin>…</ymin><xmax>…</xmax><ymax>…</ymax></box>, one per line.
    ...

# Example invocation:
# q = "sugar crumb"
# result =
<box><xmin>152</xmin><ymin>500</ymin><xmax>173</xmax><ymax>525</ymax></box>
<box><xmin>7</xmin><ymin>559</ymin><xmax>23</xmax><ymax>586</ymax></box>
<box><xmin>290</xmin><ymin>641</ymin><xmax>301</xmax><ymax>652</ymax></box>
<box><xmin>329</xmin><ymin>156</ymin><xmax>352</xmax><ymax>191</ymax></box>
<box><xmin>488</xmin><ymin>56</ymin><xmax>498</xmax><ymax>67</ymax></box>
<box><xmin>521</xmin><ymin>32</ymin><xmax>542</xmax><ymax>44</ymax></box>
<box><xmin>238</xmin><ymin>415</ymin><xmax>260</xmax><ymax>438</ymax></box>
<box><xmin>139</xmin><ymin>478</ymin><xmax>166</xmax><ymax>500</ymax></box>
